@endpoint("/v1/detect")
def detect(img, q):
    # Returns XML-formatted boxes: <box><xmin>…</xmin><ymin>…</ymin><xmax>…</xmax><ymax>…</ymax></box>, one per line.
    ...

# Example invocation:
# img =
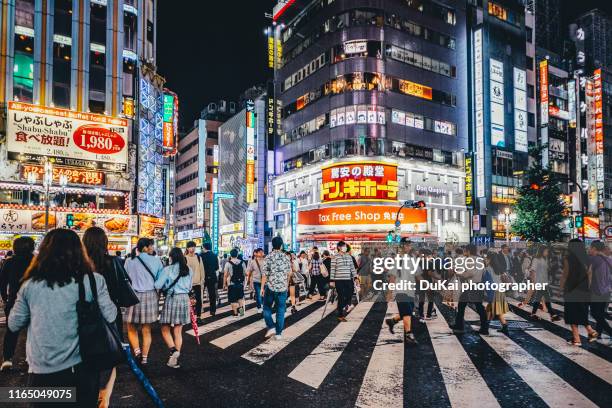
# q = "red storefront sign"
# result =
<box><xmin>21</xmin><ymin>164</ymin><xmax>105</xmax><ymax>185</ymax></box>
<box><xmin>320</xmin><ymin>161</ymin><xmax>398</xmax><ymax>203</ymax></box>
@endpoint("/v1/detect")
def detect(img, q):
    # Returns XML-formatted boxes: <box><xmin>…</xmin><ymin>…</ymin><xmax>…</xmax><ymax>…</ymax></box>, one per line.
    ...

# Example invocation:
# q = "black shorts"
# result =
<box><xmin>395</xmin><ymin>293</ymin><xmax>415</xmax><ymax>318</ymax></box>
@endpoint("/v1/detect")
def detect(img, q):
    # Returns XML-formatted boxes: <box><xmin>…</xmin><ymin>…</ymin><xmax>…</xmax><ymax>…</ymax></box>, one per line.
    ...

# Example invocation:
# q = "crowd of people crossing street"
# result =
<box><xmin>0</xmin><ymin>229</ymin><xmax>610</xmax><ymax>407</ymax></box>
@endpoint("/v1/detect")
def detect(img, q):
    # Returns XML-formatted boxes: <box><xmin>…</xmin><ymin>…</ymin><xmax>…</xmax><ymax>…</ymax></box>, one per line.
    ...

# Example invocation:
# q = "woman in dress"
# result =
<box><xmin>561</xmin><ymin>239</ymin><xmax>598</xmax><ymax>346</ymax></box>
<box><xmin>486</xmin><ymin>251</ymin><xmax>510</xmax><ymax>335</ymax></box>
<box><xmin>528</xmin><ymin>246</ymin><xmax>561</xmax><ymax>321</ymax></box>
<box><xmin>155</xmin><ymin>247</ymin><xmax>193</xmax><ymax>368</ymax></box>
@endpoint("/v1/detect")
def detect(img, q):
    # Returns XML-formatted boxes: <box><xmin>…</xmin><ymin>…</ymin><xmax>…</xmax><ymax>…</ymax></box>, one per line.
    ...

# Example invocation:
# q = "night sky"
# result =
<box><xmin>157</xmin><ymin>1</ymin><xmax>612</xmax><ymax>129</ymax></box>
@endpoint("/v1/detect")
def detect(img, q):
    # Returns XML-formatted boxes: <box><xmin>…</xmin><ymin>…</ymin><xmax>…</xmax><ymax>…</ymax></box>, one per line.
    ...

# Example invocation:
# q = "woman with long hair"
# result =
<box><xmin>561</xmin><ymin>239</ymin><xmax>598</xmax><ymax>345</ymax></box>
<box><xmin>155</xmin><ymin>247</ymin><xmax>193</xmax><ymax>368</ymax></box>
<box><xmin>529</xmin><ymin>246</ymin><xmax>561</xmax><ymax>322</ymax></box>
<box><xmin>82</xmin><ymin>227</ymin><xmax>123</xmax><ymax>408</ymax></box>
<box><xmin>8</xmin><ymin>229</ymin><xmax>116</xmax><ymax>407</ymax></box>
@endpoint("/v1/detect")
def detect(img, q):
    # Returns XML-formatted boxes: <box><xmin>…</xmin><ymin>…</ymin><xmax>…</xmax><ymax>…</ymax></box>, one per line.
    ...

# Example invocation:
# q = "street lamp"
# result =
<box><xmin>278</xmin><ymin>197</ymin><xmax>297</xmax><ymax>252</ymax></box>
<box><xmin>497</xmin><ymin>207</ymin><xmax>513</xmax><ymax>244</ymax></box>
<box><xmin>26</xmin><ymin>171</ymin><xmax>37</xmax><ymax>205</ymax></box>
<box><xmin>43</xmin><ymin>159</ymin><xmax>53</xmax><ymax>231</ymax></box>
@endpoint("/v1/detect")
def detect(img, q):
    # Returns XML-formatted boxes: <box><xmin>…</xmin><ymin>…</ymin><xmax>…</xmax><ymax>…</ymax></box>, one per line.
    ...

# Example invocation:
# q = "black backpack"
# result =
<box><xmin>230</xmin><ymin>261</ymin><xmax>245</xmax><ymax>285</ymax></box>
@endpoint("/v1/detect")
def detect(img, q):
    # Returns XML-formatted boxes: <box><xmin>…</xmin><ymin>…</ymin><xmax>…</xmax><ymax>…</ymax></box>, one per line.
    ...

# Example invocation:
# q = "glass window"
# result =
<box><xmin>52</xmin><ymin>43</ymin><xmax>71</xmax><ymax>107</ymax></box>
<box><xmin>13</xmin><ymin>35</ymin><xmax>34</xmax><ymax>102</ymax></box>
<box><xmin>54</xmin><ymin>0</ymin><xmax>72</xmax><ymax>37</ymax></box>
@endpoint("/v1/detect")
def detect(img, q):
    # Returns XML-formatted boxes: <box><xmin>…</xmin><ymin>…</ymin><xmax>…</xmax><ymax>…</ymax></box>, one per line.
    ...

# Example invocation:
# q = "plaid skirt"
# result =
<box><xmin>160</xmin><ymin>293</ymin><xmax>190</xmax><ymax>325</ymax></box>
<box><xmin>124</xmin><ymin>290</ymin><xmax>159</xmax><ymax>324</ymax></box>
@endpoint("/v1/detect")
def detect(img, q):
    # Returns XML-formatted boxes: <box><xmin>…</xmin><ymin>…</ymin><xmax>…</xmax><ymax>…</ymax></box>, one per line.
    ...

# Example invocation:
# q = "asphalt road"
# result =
<box><xmin>0</xmin><ymin>291</ymin><xmax>611</xmax><ymax>407</ymax></box>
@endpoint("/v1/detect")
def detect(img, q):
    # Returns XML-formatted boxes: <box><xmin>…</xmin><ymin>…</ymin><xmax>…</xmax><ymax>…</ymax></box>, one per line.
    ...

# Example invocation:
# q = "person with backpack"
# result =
<box><xmin>8</xmin><ymin>229</ymin><xmax>116</xmax><ymax>407</ymax></box>
<box><xmin>261</xmin><ymin>236</ymin><xmax>293</xmax><ymax>340</ymax></box>
<box><xmin>124</xmin><ymin>237</ymin><xmax>164</xmax><ymax>365</ymax></box>
<box><xmin>307</xmin><ymin>251</ymin><xmax>327</xmax><ymax>300</ymax></box>
<box><xmin>588</xmin><ymin>241</ymin><xmax>611</xmax><ymax>342</ymax></box>
<box><xmin>0</xmin><ymin>237</ymin><xmax>35</xmax><ymax>372</ymax></box>
<box><xmin>155</xmin><ymin>248</ymin><xmax>193</xmax><ymax>368</ymax></box>
<box><xmin>223</xmin><ymin>248</ymin><xmax>246</xmax><ymax>317</ymax></box>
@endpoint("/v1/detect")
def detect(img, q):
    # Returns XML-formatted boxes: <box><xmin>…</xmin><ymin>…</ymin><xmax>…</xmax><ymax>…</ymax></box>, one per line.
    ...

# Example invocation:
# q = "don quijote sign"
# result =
<box><xmin>6</xmin><ymin>102</ymin><xmax>128</xmax><ymax>172</ymax></box>
<box><xmin>415</xmin><ymin>184</ymin><xmax>447</xmax><ymax>197</ymax></box>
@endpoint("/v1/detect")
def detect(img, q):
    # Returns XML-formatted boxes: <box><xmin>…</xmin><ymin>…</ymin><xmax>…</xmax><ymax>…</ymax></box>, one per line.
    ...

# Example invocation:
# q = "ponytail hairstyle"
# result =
<box><xmin>169</xmin><ymin>247</ymin><xmax>190</xmax><ymax>277</ymax></box>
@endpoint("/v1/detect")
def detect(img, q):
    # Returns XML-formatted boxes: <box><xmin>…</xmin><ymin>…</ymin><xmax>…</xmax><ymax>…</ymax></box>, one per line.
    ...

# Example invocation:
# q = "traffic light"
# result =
<box><xmin>386</xmin><ymin>231</ymin><xmax>394</xmax><ymax>243</ymax></box>
<box><xmin>574</xmin><ymin>215</ymin><xmax>583</xmax><ymax>229</ymax></box>
<box><xmin>403</xmin><ymin>200</ymin><xmax>426</xmax><ymax>208</ymax></box>
<box><xmin>568</xmin><ymin>217</ymin><xmax>574</xmax><ymax>228</ymax></box>
<box><xmin>66</xmin><ymin>214</ymin><xmax>74</xmax><ymax>227</ymax></box>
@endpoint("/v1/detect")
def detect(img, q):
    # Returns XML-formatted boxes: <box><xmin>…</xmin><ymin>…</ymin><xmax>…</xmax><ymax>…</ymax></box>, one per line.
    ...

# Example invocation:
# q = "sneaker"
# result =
<box><xmin>167</xmin><ymin>351</ymin><xmax>180</xmax><ymax>368</ymax></box>
<box><xmin>140</xmin><ymin>356</ymin><xmax>148</xmax><ymax>365</ymax></box>
<box><xmin>256</xmin><ymin>307</ymin><xmax>262</xmax><ymax>313</ymax></box>
<box><xmin>275</xmin><ymin>334</ymin><xmax>283</xmax><ymax>340</ymax></box>
<box><xmin>588</xmin><ymin>331</ymin><xmax>599</xmax><ymax>343</ymax></box>
<box><xmin>478</xmin><ymin>327</ymin><xmax>490</xmax><ymax>336</ymax></box>
<box><xmin>0</xmin><ymin>360</ymin><xmax>12</xmax><ymax>371</ymax></box>
<box><xmin>404</xmin><ymin>332</ymin><xmax>418</xmax><ymax>346</ymax></box>
<box><xmin>385</xmin><ymin>318</ymin><xmax>397</xmax><ymax>334</ymax></box>
<box><xmin>551</xmin><ymin>315</ymin><xmax>561</xmax><ymax>322</ymax></box>
<box><xmin>337</xmin><ymin>316</ymin><xmax>347</xmax><ymax>322</ymax></box>
<box><xmin>451</xmin><ymin>326</ymin><xmax>465</xmax><ymax>334</ymax></box>
<box><xmin>264</xmin><ymin>328</ymin><xmax>275</xmax><ymax>338</ymax></box>
<box><xmin>419</xmin><ymin>318</ymin><xmax>426</xmax><ymax>323</ymax></box>
<box><xmin>497</xmin><ymin>325</ymin><xmax>510</xmax><ymax>335</ymax></box>
<box><xmin>291</xmin><ymin>306</ymin><xmax>297</xmax><ymax>315</ymax></box>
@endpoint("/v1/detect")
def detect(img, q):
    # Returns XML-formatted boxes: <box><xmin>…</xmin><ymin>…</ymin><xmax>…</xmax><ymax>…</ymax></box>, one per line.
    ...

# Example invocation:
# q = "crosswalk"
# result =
<box><xmin>186</xmin><ymin>293</ymin><xmax>612</xmax><ymax>407</ymax></box>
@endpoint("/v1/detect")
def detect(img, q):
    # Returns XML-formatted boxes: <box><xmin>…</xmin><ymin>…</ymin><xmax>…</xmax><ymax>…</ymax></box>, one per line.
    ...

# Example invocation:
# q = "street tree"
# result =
<box><xmin>511</xmin><ymin>145</ymin><xmax>567</xmax><ymax>242</ymax></box>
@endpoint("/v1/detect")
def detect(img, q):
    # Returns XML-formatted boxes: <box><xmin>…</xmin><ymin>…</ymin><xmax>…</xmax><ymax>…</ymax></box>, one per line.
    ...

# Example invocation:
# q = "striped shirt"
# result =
<box><xmin>330</xmin><ymin>253</ymin><xmax>356</xmax><ymax>281</ymax></box>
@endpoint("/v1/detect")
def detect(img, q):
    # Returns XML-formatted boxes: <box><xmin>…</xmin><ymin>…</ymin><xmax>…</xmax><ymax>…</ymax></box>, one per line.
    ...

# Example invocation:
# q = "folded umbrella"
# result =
<box><xmin>123</xmin><ymin>344</ymin><xmax>164</xmax><ymax>408</ymax></box>
<box><xmin>190</xmin><ymin>303</ymin><xmax>200</xmax><ymax>344</ymax></box>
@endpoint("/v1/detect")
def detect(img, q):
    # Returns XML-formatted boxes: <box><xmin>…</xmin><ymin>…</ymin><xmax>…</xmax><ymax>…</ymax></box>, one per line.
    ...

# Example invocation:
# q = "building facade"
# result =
<box><xmin>216</xmin><ymin>95</ymin><xmax>269</xmax><ymax>256</ymax></box>
<box><xmin>467</xmin><ymin>0</ymin><xmax>529</xmax><ymax>243</ymax></box>
<box><xmin>174</xmin><ymin>101</ymin><xmax>236</xmax><ymax>247</ymax></box>
<box><xmin>0</xmin><ymin>0</ymin><xmax>173</xmax><ymax>255</ymax></box>
<box><xmin>270</xmin><ymin>0</ymin><xmax>470</xmax><ymax>249</ymax></box>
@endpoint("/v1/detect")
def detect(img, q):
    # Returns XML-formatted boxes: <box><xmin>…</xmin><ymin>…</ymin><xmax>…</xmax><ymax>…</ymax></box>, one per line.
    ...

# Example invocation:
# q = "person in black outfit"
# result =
<box><xmin>82</xmin><ymin>226</ymin><xmax>126</xmax><ymax>408</ymax></box>
<box><xmin>200</xmin><ymin>243</ymin><xmax>220</xmax><ymax>316</ymax></box>
<box><xmin>0</xmin><ymin>237</ymin><xmax>34</xmax><ymax>371</ymax></box>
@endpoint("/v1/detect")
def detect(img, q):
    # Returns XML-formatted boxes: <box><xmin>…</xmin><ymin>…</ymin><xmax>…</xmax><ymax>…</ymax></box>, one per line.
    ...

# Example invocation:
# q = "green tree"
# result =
<box><xmin>511</xmin><ymin>145</ymin><xmax>566</xmax><ymax>242</ymax></box>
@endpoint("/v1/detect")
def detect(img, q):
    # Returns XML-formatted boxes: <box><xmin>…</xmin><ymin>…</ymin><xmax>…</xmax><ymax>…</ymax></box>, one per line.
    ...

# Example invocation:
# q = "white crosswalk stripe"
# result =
<box><xmin>426</xmin><ymin>306</ymin><xmax>501</xmax><ymax>408</ymax></box>
<box><xmin>354</xmin><ymin>302</ymin><xmax>403</xmax><ymax>408</ymax></box>
<box><xmin>503</xmin><ymin>310</ymin><xmax>612</xmax><ymax>385</ymax></box>
<box><xmin>186</xmin><ymin>300</ymin><xmax>256</xmax><ymax>336</ymax></box>
<box><xmin>176</xmin><ymin>294</ymin><xmax>611</xmax><ymax>406</ymax></box>
<box><xmin>242</xmin><ymin>300</ymin><xmax>336</xmax><ymax>364</ymax></box>
<box><xmin>463</xmin><ymin>307</ymin><xmax>599</xmax><ymax>407</ymax></box>
<box><xmin>287</xmin><ymin>301</ymin><xmax>374</xmax><ymax>389</ymax></box>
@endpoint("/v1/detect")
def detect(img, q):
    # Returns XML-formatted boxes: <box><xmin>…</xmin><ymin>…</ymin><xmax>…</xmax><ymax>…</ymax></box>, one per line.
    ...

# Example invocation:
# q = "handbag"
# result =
<box><xmin>77</xmin><ymin>273</ymin><xmax>125</xmax><ymax>370</ymax></box>
<box><xmin>113</xmin><ymin>257</ymin><xmax>139</xmax><ymax>307</ymax></box>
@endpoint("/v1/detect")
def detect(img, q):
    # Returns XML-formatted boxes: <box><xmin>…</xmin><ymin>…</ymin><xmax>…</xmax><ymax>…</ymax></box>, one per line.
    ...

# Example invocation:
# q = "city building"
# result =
<box><xmin>532</xmin><ymin>0</ymin><xmax>564</xmax><ymax>56</ymax></box>
<box><xmin>215</xmin><ymin>91</ymin><xmax>269</xmax><ymax>255</ymax></box>
<box><xmin>0</xmin><ymin>0</ymin><xmax>175</xmax><ymax>255</ymax></box>
<box><xmin>269</xmin><ymin>0</ymin><xmax>470</xmax><ymax>250</ymax></box>
<box><xmin>174</xmin><ymin>101</ymin><xmax>236</xmax><ymax>248</ymax></box>
<box><xmin>467</xmin><ymin>0</ymin><xmax>529</xmax><ymax>243</ymax></box>
<box><xmin>574</xmin><ymin>9</ymin><xmax>612</xmax><ymax>72</ymax></box>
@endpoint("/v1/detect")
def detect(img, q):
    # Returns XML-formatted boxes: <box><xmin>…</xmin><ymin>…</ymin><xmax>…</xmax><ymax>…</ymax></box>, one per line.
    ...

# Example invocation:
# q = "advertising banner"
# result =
<box><xmin>321</xmin><ymin>161</ymin><xmax>398</xmax><ymax>203</ymax></box>
<box><xmin>7</xmin><ymin>102</ymin><xmax>128</xmax><ymax>172</ymax></box>
<box><xmin>0</xmin><ymin>208</ymin><xmax>56</xmax><ymax>232</ymax></box>
<box><xmin>21</xmin><ymin>164</ymin><xmax>105</xmax><ymax>186</ymax></box>
<box><xmin>298</xmin><ymin>206</ymin><xmax>427</xmax><ymax>234</ymax></box>
<box><xmin>56</xmin><ymin>213</ymin><xmax>137</xmax><ymax>235</ymax></box>
<box><xmin>139</xmin><ymin>215</ymin><xmax>166</xmax><ymax>238</ymax></box>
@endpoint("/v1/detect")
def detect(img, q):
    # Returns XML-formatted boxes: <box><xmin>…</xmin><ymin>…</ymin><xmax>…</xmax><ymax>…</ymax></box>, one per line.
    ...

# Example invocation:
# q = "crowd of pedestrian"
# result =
<box><xmin>0</xmin><ymin>230</ymin><xmax>609</xmax><ymax>406</ymax></box>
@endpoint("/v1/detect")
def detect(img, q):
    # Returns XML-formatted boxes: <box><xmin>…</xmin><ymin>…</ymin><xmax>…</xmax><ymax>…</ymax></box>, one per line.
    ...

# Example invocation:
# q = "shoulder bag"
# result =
<box><xmin>77</xmin><ymin>273</ymin><xmax>125</xmax><ymax>370</ymax></box>
<box><xmin>112</xmin><ymin>257</ymin><xmax>139</xmax><ymax>307</ymax></box>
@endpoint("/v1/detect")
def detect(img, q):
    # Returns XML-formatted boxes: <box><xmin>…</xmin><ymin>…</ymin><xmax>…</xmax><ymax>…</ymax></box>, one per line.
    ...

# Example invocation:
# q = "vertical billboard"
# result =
<box><xmin>513</xmin><ymin>68</ymin><xmax>528</xmax><ymax>152</ymax></box>
<box><xmin>245</xmin><ymin>100</ymin><xmax>256</xmax><ymax>203</ymax></box>
<box><xmin>162</xmin><ymin>92</ymin><xmax>177</xmax><ymax>151</ymax></box>
<box><xmin>474</xmin><ymin>29</ymin><xmax>485</xmax><ymax>198</ymax></box>
<box><xmin>490</xmin><ymin>59</ymin><xmax>505</xmax><ymax>147</ymax></box>
<box><xmin>586</xmin><ymin>69</ymin><xmax>605</xmax><ymax>214</ymax></box>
